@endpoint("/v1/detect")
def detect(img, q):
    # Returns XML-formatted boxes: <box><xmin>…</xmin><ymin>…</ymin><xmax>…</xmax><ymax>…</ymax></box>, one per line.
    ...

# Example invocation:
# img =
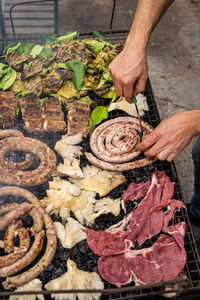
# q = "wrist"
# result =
<box><xmin>191</xmin><ymin>110</ymin><xmax>200</xmax><ymax>135</ymax></box>
<box><xmin>124</xmin><ymin>36</ymin><xmax>148</xmax><ymax>53</ymax></box>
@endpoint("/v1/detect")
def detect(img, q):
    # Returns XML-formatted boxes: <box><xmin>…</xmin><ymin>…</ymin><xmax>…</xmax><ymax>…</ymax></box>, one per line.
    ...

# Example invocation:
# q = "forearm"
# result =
<box><xmin>125</xmin><ymin>0</ymin><xmax>175</xmax><ymax>50</ymax></box>
<box><xmin>190</xmin><ymin>110</ymin><xmax>200</xmax><ymax>135</ymax></box>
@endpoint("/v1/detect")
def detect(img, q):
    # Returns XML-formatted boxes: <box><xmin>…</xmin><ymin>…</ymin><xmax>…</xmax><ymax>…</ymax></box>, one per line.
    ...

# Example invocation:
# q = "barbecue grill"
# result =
<box><xmin>0</xmin><ymin>31</ymin><xmax>200</xmax><ymax>300</ymax></box>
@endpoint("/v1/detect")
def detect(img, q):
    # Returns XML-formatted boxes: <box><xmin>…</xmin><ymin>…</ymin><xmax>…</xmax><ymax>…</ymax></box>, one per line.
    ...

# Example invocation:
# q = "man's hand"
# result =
<box><xmin>137</xmin><ymin>111</ymin><xmax>200</xmax><ymax>161</ymax></box>
<box><xmin>108</xmin><ymin>47</ymin><xmax>148</xmax><ymax>103</ymax></box>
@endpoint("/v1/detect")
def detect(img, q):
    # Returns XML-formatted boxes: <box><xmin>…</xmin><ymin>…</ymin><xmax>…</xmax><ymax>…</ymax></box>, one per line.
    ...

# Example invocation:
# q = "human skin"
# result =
<box><xmin>109</xmin><ymin>0</ymin><xmax>200</xmax><ymax>162</ymax></box>
<box><xmin>108</xmin><ymin>0</ymin><xmax>175</xmax><ymax>102</ymax></box>
<box><xmin>136</xmin><ymin>110</ymin><xmax>200</xmax><ymax>161</ymax></box>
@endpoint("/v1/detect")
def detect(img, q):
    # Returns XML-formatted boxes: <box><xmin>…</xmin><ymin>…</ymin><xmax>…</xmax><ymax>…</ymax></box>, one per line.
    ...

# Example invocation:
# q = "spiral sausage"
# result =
<box><xmin>0</xmin><ymin>202</ymin><xmax>32</xmax><ymax>231</ymax></box>
<box><xmin>28</xmin><ymin>207</ymin><xmax>43</xmax><ymax>235</ymax></box>
<box><xmin>0</xmin><ymin>203</ymin><xmax>19</xmax><ymax>215</ymax></box>
<box><xmin>0</xmin><ymin>227</ymin><xmax>30</xmax><ymax>267</ymax></box>
<box><xmin>4</xmin><ymin>220</ymin><xmax>22</xmax><ymax>253</ymax></box>
<box><xmin>0</xmin><ymin>230</ymin><xmax>44</xmax><ymax>277</ymax></box>
<box><xmin>85</xmin><ymin>117</ymin><xmax>157</xmax><ymax>171</ymax></box>
<box><xmin>0</xmin><ymin>186</ymin><xmax>57</xmax><ymax>289</ymax></box>
<box><xmin>0</xmin><ymin>136</ymin><xmax>56</xmax><ymax>186</ymax></box>
<box><xmin>0</xmin><ymin>130</ymin><xmax>34</xmax><ymax>171</ymax></box>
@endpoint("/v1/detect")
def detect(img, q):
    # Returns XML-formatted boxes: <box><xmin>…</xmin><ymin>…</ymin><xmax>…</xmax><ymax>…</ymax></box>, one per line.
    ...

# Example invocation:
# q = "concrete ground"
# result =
<box><xmin>1</xmin><ymin>0</ymin><xmax>200</xmax><ymax>235</ymax></box>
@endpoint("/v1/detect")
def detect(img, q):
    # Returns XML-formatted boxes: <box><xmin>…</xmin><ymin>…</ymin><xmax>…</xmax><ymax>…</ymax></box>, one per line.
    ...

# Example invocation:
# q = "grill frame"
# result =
<box><xmin>0</xmin><ymin>30</ymin><xmax>200</xmax><ymax>299</ymax></box>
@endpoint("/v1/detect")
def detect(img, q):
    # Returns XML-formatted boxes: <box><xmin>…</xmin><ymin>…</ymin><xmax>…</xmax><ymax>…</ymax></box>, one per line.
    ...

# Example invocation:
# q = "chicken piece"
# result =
<box><xmin>108</xmin><ymin>93</ymin><xmax>149</xmax><ymax>117</ymax></box>
<box><xmin>67</xmin><ymin>102</ymin><xmax>90</xmax><ymax>138</ymax></box>
<box><xmin>70</xmin><ymin>165</ymin><xmax>127</xmax><ymax>197</ymax></box>
<box><xmin>42</xmin><ymin>177</ymin><xmax>121</xmax><ymax>225</ymax></box>
<box><xmin>55</xmin><ymin>143</ymin><xmax>82</xmax><ymax>161</ymax></box>
<box><xmin>45</xmin><ymin>259</ymin><xmax>104</xmax><ymax>300</ymax></box>
<box><xmin>9</xmin><ymin>279</ymin><xmax>44</xmax><ymax>300</ymax></box>
<box><xmin>54</xmin><ymin>218</ymin><xmax>87</xmax><ymax>249</ymax></box>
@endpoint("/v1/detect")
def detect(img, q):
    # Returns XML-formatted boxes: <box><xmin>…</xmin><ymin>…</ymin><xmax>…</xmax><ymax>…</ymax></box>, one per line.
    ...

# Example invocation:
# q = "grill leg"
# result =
<box><xmin>0</xmin><ymin>0</ymin><xmax>6</xmax><ymax>37</ymax></box>
<box><xmin>110</xmin><ymin>0</ymin><xmax>116</xmax><ymax>30</ymax></box>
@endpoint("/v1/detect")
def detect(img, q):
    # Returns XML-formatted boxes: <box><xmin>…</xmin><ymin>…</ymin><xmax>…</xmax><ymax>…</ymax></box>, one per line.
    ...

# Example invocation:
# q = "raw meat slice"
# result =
<box><xmin>98</xmin><ymin>222</ymin><xmax>187</xmax><ymax>287</ymax></box>
<box><xmin>85</xmin><ymin>171</ymin><xmax>175</xmax><ymax>255</ymax></box>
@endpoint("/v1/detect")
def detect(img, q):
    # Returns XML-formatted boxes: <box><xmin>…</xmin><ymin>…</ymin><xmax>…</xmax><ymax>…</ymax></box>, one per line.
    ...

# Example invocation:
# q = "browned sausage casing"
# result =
<box><xmin>4</xmin><ymin>220</ymin><xmax>22</xmax><ymax>253</ymax></box>
<box><xmin>85</xmin><ymin>116</ymin><xmax>157</xmax><ymax>171</ymax></box>
<box><xmin>0</xmin><ymin>136</ymin><xmax>57</xmax><ymax>186</ymax></box>
<box><xmin>0</xmin><ymin>202</ymin><xmax>32</xmax><ymax>231</ymax></box>
<box><xmin>0</xmin><ymin>186</ymin><xmax>57</xmax><ymax>289</ymax></box>
<box><xmin>0</xmin><ymin>227</ymin><xmax>30</xmax><ymax>268</ymax></box>
<box><xmin>0</xmin><ymin>130</ymin><xmax>34</xmax><ymax>171</ymax></box>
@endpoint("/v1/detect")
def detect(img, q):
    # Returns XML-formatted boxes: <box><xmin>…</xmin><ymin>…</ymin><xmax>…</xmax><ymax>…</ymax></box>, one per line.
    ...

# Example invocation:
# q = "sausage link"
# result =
<box><xmin>0</xmin><ymin>230</ymin><xmax>44</xmax><ymax>277</ymax></box>
<box><xmin>85</xmin><ymin>152</ymin><xmax>157</xmax><ymax>171</ymax></box>
<box><xmin>0</xmin><ymin>129</ymin><xmax>34</xmax><ymax>171</ymax></box>
<box><xmin>0</xmin><ymin>136</ymin><xmax>56</xmax><ymax>186</ymax></box>
<box><xmin>0</xmin><ymin>203</ymin><xmax>19</xmax><ymax>215</ymax></box>
<box><xmin>86</xmin><ymin>116</ymin><xmax>157</xmax><ymax>171</ymax></box>
<box><xmin>3</xmin><ymin>229</ymin><xmax>56</xmax><ymax>288</ymax></box>
<box><xmin>0</xmin><ymin>202</ymin><xmax>32</xmax><ymax>231</ymax></box>
<box><xmin>0</xmin><ymin>187</ymin><xmax>57</xmax><ymax>289</ymax></box>
<box><xmin>0</xmin><ymin>129</ymin><xmax>23</xmax><ymax>139</ymax></box>
<box><xmin>0</xmin><ymin>227</ymin><xmax>30</xmax><ymax>267</ymax></box>
<box><xmin>28</xmin><ymin>207</ymin><xmax>43</xmax><ymax>235</ymax></box>
<box><xmin>5</xmin><ymin>153</ymin><xmax>34</xmax><ymax>171</ymax></box>
<box><xmin>4</xmin><ymin>220</ymin><xmax>22</xmax><ymax>253</ymax></box>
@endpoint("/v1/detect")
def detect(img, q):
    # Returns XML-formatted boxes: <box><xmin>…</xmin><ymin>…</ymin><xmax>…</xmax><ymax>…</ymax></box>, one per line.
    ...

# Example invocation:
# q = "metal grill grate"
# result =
<box><xmin>0</xmin><ymin>31</ymin><xmax>200</xmax><ymax>299</ymax></box>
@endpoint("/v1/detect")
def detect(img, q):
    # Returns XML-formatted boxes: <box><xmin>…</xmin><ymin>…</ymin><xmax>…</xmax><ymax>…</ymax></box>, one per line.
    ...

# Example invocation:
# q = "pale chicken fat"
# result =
<box><xmin>56</xmin><ymin>158</ymin><xmax>84</xmax><ymax>179</ymax></box>
<box><xmin>9</xmin><ymin>279</ymin><xmax>44</xmax><ymax>300</ymax></box>
<box><xmin>45</xmin><ymin>259</ymin><xmax>104</xmax><ymax>300</ymax></box>
<box><xmin>70</xmin><ymin>165</ymin><xmax>127</xmax><ymax>197</ymax></box>
<box><xmin>54</xmin><ymin>133</ymin><xmax>83</xmax><ymax>161</ymax></box>
<box><xmin>108</xmin><ymin>93</ymin><xmax>149</xmax><ymax>117</ymax></box>
<box><xmin>54</xmin><ymin>218</ymin><xmax>87</xmax><ymax>249</ymax></box>
<box><xmin>41</xmin><ymin>178</ymin><xmax>78</xmax><ymax>221</ymax></box>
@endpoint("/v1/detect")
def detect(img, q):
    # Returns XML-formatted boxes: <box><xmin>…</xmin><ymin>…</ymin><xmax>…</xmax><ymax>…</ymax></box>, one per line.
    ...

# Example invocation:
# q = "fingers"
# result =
<box><xmin>133</xmin><ymin>75</ymin><xmax>148</xmax><ymax>97</ymax></box>
<box><xmin>137</xmin><ymin>132</ymin><xmax>158</xmax><ymax>152</ymax></box>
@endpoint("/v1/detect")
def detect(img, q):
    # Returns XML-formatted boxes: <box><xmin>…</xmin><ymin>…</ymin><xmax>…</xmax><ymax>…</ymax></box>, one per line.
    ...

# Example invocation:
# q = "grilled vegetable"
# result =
<box><xmin>56</xmin><ymin>40</ymin><xmax>93</xmax><ymax>67</ymax></box>
<box><xmin>5</xmin><ymin>52</ymin><xmax>31</xmax><ymax>71</ymax></box>
<box><xmin>84</xmin><ymin>73</ymin><xmax>100</xmax><ymax>89</ymax></box>
<box><xmin>58</xmin><ymin>79</ymin><xmax>79</xmax><ymax>100</ymax></box>
<box><xmin>43</xmin><ymin>68</ymin><xmax>66</xmax><ymax>95</ymax></box>
<box><xmin>11</xmin><ymin>72</ymin><xmax>27</xmax><ymax>94</ymax></box>
<box><xmin>26</xmin><ymin>75</ymin><xmax>43</xmax><ymax>96</ymax></box>
<box><xmin>21</xmin><ymin>59</ymin><xmax>43</xmax><ymax>80</ymax></box>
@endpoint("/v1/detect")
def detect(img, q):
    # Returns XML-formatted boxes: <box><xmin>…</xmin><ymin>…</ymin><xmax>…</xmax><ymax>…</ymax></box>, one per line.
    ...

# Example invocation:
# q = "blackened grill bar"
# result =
<box><xmin>0</xmin><ymin>31</ymin><xmax>200</xmax><ymax>299</ymax></box>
